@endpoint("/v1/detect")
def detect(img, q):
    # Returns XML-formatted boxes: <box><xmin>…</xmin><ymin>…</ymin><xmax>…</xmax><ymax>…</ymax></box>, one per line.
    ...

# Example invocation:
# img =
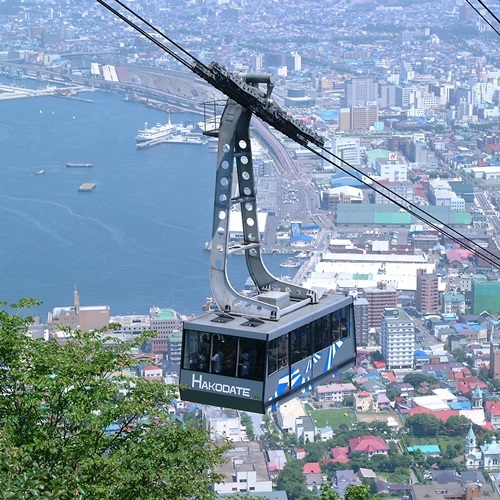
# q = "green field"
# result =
<box><xmin>308</xmin><ymin>409</ymin><xmax>356</xmax><ymax>429</ymax></box>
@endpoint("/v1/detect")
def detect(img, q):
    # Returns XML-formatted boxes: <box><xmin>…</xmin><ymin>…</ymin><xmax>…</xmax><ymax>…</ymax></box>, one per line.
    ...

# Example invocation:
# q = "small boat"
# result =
<box><xmin>78</xmin><ymin>183</ymin><xmax>96</xmax><ymax>192</ymax></box>
<box><xmin>280</xmin><ymin>259</ymin><xmax>301</xmax><ymax>268</ymax></box>
<box><xmin>34</xmin><ymin>170</ymin><xmax>45</xmax><ymax>175</ymax></box>
<box><xmin>202</xmin><ymin>297</ymin><xmax>217</xmax><ymax>312</ymax></box>
<box><xmin>66</xmin><ymin>163</ymin><xmax>93</xmax><ymax>168</ymax></box>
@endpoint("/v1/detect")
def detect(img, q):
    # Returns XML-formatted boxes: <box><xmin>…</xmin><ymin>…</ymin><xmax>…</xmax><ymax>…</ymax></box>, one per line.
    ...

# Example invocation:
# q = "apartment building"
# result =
<box><xmin>381</xmin><ymin>308</ymin><xmax>415</xmax><ymax>369</ymax></box>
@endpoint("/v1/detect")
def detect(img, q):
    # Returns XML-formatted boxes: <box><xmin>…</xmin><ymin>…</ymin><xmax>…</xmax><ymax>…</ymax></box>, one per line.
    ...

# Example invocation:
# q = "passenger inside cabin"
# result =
<box><xmin>211</xmin><ymin>350</ymin><xmax>223</xmax><ymax>374</ymax></box>
<box><xmin>238</xmin><ymin>353</ymin><xmax>250</xmax><ymax>378</ymax></box>
<box><xmin>196</xmin><ymin>347</ymin><xmax>208</xmax><ymax>371</ymax></box>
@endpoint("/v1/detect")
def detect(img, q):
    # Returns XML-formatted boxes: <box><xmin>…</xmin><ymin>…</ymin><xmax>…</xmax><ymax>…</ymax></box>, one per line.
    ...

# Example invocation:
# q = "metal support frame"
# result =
<box><xmin>208</xmin><ymin>76</ymin><xmax>318</xmax><ymax>320</ymax></box>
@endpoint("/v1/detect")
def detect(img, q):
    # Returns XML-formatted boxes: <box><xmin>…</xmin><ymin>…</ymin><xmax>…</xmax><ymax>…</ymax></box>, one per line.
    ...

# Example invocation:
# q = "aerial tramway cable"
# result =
<box><xmin>97</xmin><ymin>0</ymin><xmax>500</xmax><ymax>271</ymax></box>
<box><xmin>309</xmin><ymin>144</ymin><xmax>500</xmax><ymax>270</ymax></box>
<box><xmin>464</xmin><ymin>0</ymin><xmax>500</xmax><ymax>36</ymax></box>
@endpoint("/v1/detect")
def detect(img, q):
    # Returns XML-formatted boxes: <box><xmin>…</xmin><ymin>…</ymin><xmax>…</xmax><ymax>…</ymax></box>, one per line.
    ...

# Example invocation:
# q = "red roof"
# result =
<box><xmin>464</xmin><ymin>377</ymin><xmax>488</xmax><ymax>390</ymax></box>
<box><xmin>486</xmin><ymin>401</ymin><xmax>500</xmax><ymax>417</ymax></box>
<box><xmin>143</xmin><ymin>365</ymin><xmax>161</xmax><ymax>371</ymax></box>
<box><xmin>303</xmin><ymin>462</ymin><xmax>321</xmax><ymax>474</ymax></box>
<box><xmin>348</xmin><ymin>435</ymin><xmax>389</xmax><ymax>454</ymax></box>
<box><xmin>374</xmin><ymin>361</ymin><xmax>387</xmax><ymax>369</ymax></box>
<box><xmin>446</xmin><ymin>249</ymin><xmax>473</xmax><ymax>264</ymax></box>
<box><xmin>409</xmin><ymin>406</ymin><xmax>460</xmax><ymax>422</ymax></box>
<box><xmin>331</xmin><ymin>446</ymin><xmax>350</xmax><ymax>463</ymax></box>
<box><xmin>455</xmin><ymin>381</ymin><xmax>470</xmax><ymax>395</ymax></box>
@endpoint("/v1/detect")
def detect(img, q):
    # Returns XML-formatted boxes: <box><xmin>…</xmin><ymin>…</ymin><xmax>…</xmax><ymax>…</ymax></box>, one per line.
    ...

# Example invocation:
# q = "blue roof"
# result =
<box><xmin>414</xmin><ymin>350</ymin><xmax>428</xmax><ymax>358</ymax></box>
<box><xmin>450</xmin><ymin>401</ymin><xmax>471</xmax><ymax>410</ymax></box>
<box><xmin>322</xmin><ymin>110</ymin><xmax>339</xmax><ymax>120</ymax></box>
<box><xmin>407</xmin><ymin>445</ymin><xmax>440</xmax><ymax>454</ymax></box>
<box><xmin>290</xmin><ymin>234</ymin><xmax>313</xmax><ymax>243</ymax></box>
<box><xmin>331</xmin><ymin>171</ymin><xmax>364</xmax><ymax>188</ymax></box>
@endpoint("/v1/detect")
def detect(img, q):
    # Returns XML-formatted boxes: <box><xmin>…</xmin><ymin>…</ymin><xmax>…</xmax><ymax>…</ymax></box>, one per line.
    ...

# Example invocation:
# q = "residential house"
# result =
<box><xmin>267</xmin><ymin>450</ymin><xmax>286</xmax><ymax>475</ymax></box>
<box><xmin>317</xmin><ymin>426</ymin><xmax>334</xmax><ymax>441</ymax></box>
<box><xmin>355</xmin><ymin>391</ymin><xmax>376</xmax><ymax>412</ymax></box>
<box><xmin>333</xmin><ymin>470</ymin><xmax>362</xmax><ymax>497</ymax></box>
<box><xmin>486</xmin><ymin>402</ymin><xmax>500</xmax><ymax>431</ymax></box>
<box><xmin>390</xmin><ymin>382</ymin><xmax>414</xmax><ymax>399</ymax></box>
<box><xmin>140</xmin><ymin>365</ymin><xmax>162</xmax><ymax>379</ymax></box>
<box><xmin>296</xmin><ymin>415</ymin><xmax>316</xmax><ymax>443</ymax></box>
<box><xmin>361</xmin><ymin>379</ymin><xmax>386</xmax><ymax>397</ymax></box>
<box><xmin>331</xmin><ymin>447</ymin><xmax>350</xmax><ymax>464</ymax></box>
<box><xmin>315</xmin><ymin>383</ymin><xmax>357</xmax><ymax>404</ymax></box>
<box><xmin>348</xmin><ymin>435</ymin><xmax>390</xmax><ymax>458</ymax></box>
<box><xmin>303</xmin><ymin>463</ymin><xmax>321</xmax><ymax>474</ymax></box>
<box><xmin>276</xmin><ymin>398</ymin><xmax>306</xmax><ymax>434</ymax></box>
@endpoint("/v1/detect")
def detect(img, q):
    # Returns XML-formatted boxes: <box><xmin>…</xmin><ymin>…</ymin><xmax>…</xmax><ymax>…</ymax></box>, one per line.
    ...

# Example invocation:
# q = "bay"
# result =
<box><xmin>0</xmin><ymin>80</ymin><xmax>289</xmax><ymax>318</ymax></box>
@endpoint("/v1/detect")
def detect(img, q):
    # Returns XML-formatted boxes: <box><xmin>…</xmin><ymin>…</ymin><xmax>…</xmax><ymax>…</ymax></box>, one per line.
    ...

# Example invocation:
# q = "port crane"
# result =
<box><xmin>96</xmin><ymin>0</ymin><xmax>357</xmax><ymax>412</ymax></box>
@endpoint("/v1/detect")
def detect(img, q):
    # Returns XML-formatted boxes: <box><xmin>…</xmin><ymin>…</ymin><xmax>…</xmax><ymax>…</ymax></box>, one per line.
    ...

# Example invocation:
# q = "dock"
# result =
<box><xmin>0</xmin><ymin>84</ymin><xmax>95</xmax><ymax>101</ymax></box>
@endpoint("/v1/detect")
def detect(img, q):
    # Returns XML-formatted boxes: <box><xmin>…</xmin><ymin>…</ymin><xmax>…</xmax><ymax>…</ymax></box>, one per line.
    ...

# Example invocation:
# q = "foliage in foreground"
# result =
<box><xmin>0</xmin><ymin>299</ymin><xmax>228</xmax><ymax>498</ymax></box>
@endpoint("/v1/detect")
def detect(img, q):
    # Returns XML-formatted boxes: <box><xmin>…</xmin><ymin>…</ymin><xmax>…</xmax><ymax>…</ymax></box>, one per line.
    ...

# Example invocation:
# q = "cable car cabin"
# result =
<box><xmin>180</xmin><ymin>293</ymin><xmax>356</xmax><ymax>414</ymax></box>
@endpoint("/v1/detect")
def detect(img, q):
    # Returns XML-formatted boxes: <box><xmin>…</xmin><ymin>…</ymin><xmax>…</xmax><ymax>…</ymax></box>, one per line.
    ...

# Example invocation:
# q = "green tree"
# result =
<box><xmin>321</xmin><ymin>484</ymin><xmax>341</xmax><ymax>499</ymax></box>
<box><xmin>403</xmin><ymin>373</ymin><xmax>438</xmax><ymax>388</ymax></box>
<box><xmin>240</xmin><ymin>412</ymin><xmax>255</xmax><ymax>440</ymax></box>
<box><xmin>305</xmin><ymin>440</ymin><xmax>327</xmax><ymax>462</ymax></box>
<box><xmin>0</xmin><ymin>299</ymin><xmax>228</xmax><ymax>498</ymax></box>
<box><xmin>345</xmin><ymin>483</ymin><xmax>381</xmax><ymax>500</ymax></box>
<box><xmin>406</xmin><ymin>413</ymin><xmax>440</xmax><ymax>437</ymax></box>
<box><xmin>452</xmin><ymin>348</ymin><xmax>466</xmax><ymax>362</ymax></box>
<box><xmin>444</xmin><ymin>415</ymin><xmax>471</xmax><ymax>437</ymax></box>
<box><xmin>276</xmin><ymin>459</ymin><xmax>314</xmax><ymax>500</ymax></box>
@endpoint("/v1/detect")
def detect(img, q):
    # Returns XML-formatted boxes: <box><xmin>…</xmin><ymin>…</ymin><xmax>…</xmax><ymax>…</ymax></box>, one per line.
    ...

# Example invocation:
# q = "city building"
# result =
<box><xmin>353</xmin><ymin>297</ymin><xmax>369</xmax><ymax>346</ymax></box>
<box><xmin>331</xmin><ymin>136</ymin><xmax>361</xmax><ymax>166</ymax></box>
<box><xmin>203</xmin><ymin>406</ymin><xmax>242</xmax><ymax>442</ymax></box>
<box><xmin>351</xmin><ymin>106</ymin><xmax>379</xmax><ymax>131</ymax></box>
<box><xmin>213</xmin><ymin>441</ymin><xmax>272</xmax><ymax>494</ymax></box>
<box><xmin>375</xmin><ymin>152</ymin><xmax>408</xmax><ymax>182</ymax></box>
<box><xmin>428</xmin><ymin>179</ymin><xmax>466</xmax><ymax>210</ymax></box>
<box><xmin>415</xmin><ymin>269</ymin><xmax>439</xmax><ymax>314</ymax></box>
<box><xmin>109</xmin><ymin>314</ymin><xmax>150</xmax><ymax>341</ymax></box>
<box><xmin>381</xmin><ymin>308</ymin><xmax>415</xmax><ymax>369</ymax></box>
<box><xmin>150</xmin><ymin>307</ymin><xmax>182</xmax><ymax>356</ymax></box>
<box><xmin>48</xmin><ymin>290</ymin><xmax>110</xmax><ymax>333</ymax></box>
<box><xmin>491</xmin><ymin>344</ymin><xmax>500</xmax><ymax>381</ymax></box>
<box><xmin>344</xmin><ymin>77</ymin><xmax>378</xmax><ymax>107</ymax></box>
<box><xmin>321</xmin><ymin>186</ymin><xmax>363</xmax><ymax>214</ymax></box>
<box><xmin>363</xmin><ymin>283</ymin><xmax>398</xmax><ymax>329</ymax></box>
<box><xmin>374</xmin><ymin>180</ymin><xmax>414</xmax><ymax>205</ymax></box>
<box><xmin>442</xmin><ymin>292</ymin><xmax>466</xmax><ymax>315</ymax></box>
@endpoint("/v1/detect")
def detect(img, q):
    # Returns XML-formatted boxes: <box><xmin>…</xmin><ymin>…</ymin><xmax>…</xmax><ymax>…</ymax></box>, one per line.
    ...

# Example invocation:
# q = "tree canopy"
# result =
<box><xmin>0</xmin><ymin>299</ymin><xmax>228</xmax><ymax>498</ymax></box>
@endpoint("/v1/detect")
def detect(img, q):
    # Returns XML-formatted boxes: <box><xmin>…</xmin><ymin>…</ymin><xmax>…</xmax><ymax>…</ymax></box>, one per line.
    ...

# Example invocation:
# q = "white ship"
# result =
<box><xmin>135</xmin><ymin>118</ymin><xmax>176</xmax><ymax>143</ymax></box>
<box><xmin>279</xmin><ymin>259</ymin><xmax>301</xmax><ymax>268</ymax></box>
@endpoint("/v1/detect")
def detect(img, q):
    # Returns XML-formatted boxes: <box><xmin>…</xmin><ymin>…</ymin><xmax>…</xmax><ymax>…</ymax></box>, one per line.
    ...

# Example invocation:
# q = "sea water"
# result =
<box><xmin>0</xmin><ymin>80</ymin><xmax>288</xmax><ymax>318</ymax></box>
